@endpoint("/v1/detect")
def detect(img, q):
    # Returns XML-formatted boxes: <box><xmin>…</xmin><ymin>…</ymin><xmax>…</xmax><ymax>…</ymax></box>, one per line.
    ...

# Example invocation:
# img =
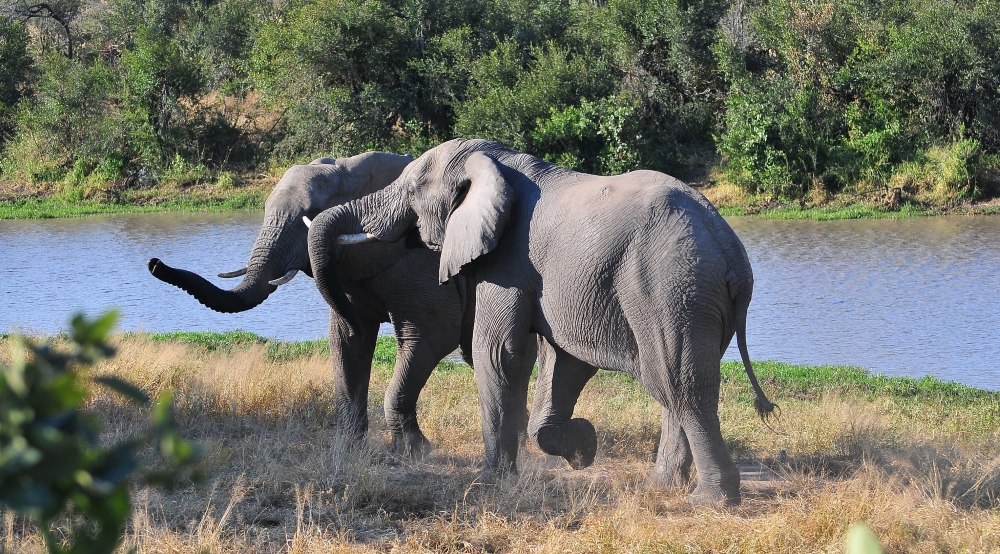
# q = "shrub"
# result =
<box><xmin>715</xmin><ymin>0</ymin><xmax>1000</xmax><ymax>197</ymax></box>
<box><xmin>0</xmin><ymin>18</ymin><xmax>33</xmax><ymax>147</ymax></box>
<box><xmin>0</xmin><ymin>311</ymin><xmax>200</xmax><ymax>554</ymax></box>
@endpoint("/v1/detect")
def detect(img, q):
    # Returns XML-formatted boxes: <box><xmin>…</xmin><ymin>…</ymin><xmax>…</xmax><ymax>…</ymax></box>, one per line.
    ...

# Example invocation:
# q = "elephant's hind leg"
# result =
<box><xmin>637</xmin><ymin>333</ymin><xmax>740</xmax><ymax>505</ymax></box>
<box><xmin>648</xmin><ymin>408</ymin><xmax>694</xmax><ymax>488</ymax></box>
<box><xmin>528</xmin><ymin>339</ymin><xmax>599</xmax><ymax>470</ymax></box>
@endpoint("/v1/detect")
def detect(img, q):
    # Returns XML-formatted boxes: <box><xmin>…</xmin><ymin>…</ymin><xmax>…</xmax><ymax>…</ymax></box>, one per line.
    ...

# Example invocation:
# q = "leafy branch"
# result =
<box><xmin>0</xmin><ymin>310</ymin><xmax>201</xmax><ymax>554</ymax></box>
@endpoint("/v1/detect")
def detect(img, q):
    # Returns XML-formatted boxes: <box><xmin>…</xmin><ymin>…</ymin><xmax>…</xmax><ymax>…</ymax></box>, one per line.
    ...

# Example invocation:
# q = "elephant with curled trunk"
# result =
<box><xmin>147</xmin><ymin>151</ymin><xmax>477</xmax><ymax>457</ymax></box>
<box><xmin>307</xmin><ymin>139</ymin><xmax>776</xmax><ymax>505</ymax></box>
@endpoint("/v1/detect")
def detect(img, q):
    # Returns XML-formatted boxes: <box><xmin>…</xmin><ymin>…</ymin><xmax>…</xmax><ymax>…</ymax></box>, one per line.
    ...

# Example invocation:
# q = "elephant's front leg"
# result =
<box><xmin>648</xmin><ymin>407</ymin><xmax>694</xmax><ymax>488</ymax></box>
<box><xmin>383</xmin><ymin>338</ymin><xmax>442</xmax><ymax>459</ymax></box>
<box><xmin>528</xmin><ymin>339</ymin><xmax>599</xmax><ymax>469</ymax></box>
<box><xmin>329</xmin><ymin>310</ymin><xmax>380</xmax><ymax>438</ymax></box>
<box><xmin>472</xmin><ymin>284</ymin><xmax>536</xmax><ymax>475</ymax></box>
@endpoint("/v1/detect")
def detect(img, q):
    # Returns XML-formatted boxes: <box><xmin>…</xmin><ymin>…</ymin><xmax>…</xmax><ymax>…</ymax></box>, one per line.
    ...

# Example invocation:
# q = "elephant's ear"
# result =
<box><xmin>439</xmin><ymin>152</ymin><xmax>513</xmax><ymax>283</ymax></box>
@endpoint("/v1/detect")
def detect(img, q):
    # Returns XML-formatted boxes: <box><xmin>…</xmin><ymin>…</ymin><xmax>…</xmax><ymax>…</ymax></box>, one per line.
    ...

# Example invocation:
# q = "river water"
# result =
<box><xmin>2</xmin><ymin>213</ymin><xmax>998</xmax><ymax>389</ymax></box>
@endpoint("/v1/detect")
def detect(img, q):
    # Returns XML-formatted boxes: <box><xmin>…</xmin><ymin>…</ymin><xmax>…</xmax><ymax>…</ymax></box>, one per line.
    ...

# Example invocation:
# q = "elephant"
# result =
<box><xmin>306</xmin><ymin>139</ymin><xmax>775</xmax><ymax>505</ymax></box>
<box><xmin>146</xmin><ymin>151</ymin><xmax>478</xmax><ymax>457</ymax></box>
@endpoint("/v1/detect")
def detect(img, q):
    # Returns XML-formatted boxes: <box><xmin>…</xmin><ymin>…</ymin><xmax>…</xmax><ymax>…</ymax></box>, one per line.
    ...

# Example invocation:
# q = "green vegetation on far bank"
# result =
<box><xmin>4</xmin><ymin>171</ymin><xmax>1000</xmax><ymax>220</ymax></box>
<box><xmin>0</xmin><ymin>180</ymin><xmax>269</xmax><ymax>219</ymax></box>
<box><xmin>3</xmin><ymin>0</ymin><xmax>1000</xmax><ymax>219</ymax></box>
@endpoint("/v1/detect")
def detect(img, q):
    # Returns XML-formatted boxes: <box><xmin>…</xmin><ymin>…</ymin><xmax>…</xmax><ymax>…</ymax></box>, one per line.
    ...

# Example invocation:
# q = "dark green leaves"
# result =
<box><xmin>0</xmin><ymin>311</ymin><xmax>201</xmax><ymax>554</ymax></box>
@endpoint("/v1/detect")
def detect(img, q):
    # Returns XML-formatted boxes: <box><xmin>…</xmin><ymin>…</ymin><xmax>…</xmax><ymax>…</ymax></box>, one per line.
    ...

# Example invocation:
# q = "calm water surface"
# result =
<box><xmin>1</xmin><ymin>213</ymin><xmax>998</xmax><ymax>389</ymax></box>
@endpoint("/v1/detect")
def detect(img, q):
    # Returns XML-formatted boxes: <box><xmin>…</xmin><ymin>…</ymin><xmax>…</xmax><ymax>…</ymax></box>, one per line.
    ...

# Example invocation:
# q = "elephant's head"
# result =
<box><xmin>149</xmin><ymin>151</ymin><xmax>413</xmax><ymax>313</ymax></box>
<box><xmin>308</xmin><ymin>139</ymin><xmax>514</xmax><ymax>331</ymax></box>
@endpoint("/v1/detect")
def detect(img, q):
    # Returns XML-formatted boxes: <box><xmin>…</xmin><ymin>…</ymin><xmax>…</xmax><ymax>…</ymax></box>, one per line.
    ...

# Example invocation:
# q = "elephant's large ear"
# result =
<box><xmin>439</xmin><ymin>152</ymin><xmax>513</xmax><ymax>283</ymax></box>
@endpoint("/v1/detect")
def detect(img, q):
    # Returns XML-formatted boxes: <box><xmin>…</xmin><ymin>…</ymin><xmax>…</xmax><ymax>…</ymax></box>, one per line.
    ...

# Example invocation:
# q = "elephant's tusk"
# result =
<box><xmin>217</xmin><ymin>267</ymin><xmax>247</xmax><ymax>278</ymax></box>
<box><xmin>302</xmin><ymin>216</ymin><xmax>312</xmax><ymax>229</ymax></box>
<box><xmin>268</xmin><ymin>269</ymin><xmax>299</xmax><ymax>286</ymax></box>
<box><xmin>336</xmin><ymin>233</ymin><xmax>379</xmax><ymax>245</ymax></box>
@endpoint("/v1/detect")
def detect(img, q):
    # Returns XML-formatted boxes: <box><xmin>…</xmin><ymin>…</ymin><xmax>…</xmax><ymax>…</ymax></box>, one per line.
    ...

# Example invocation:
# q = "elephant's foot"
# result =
<box><xmin>563</xmin><ymin>418</ymin><xmax>598</xmax><ymax>469</ymax></box>
<box><xmin>390</xmin><ymin>430</ymin><xmax>432</xmax><ymax>460</ymax></box>
<box><xmin>686</xmin><ymin>473</ymin><xmax>741</xmax><ymax>506</ymax></box>
<box><xmin>686</xmin><ymin>486</ymin><xmax>740</xmax><ymax>507</ymax></box>
<box><xmin>479</xmin><ymin>459</ymin><xmax>518</xmax><ymax>482</ymax></box>
<box><xmin>535</xmin><ymin>418</ymin><xmax>598</xmax><ymax>470</ymax></box>
<box><xmin>648</xmin><ymin>445</ymin><xmax>693</xmax><ymax>489</ymax></box>
<box><xmin>336</xmin><ymin>410</ymin><xmax>369</xmax><ymax>441</ymax></box>
<box><xmin>648</xmin><ymin>464</ymin><xmax>692</xmax><ymax>489</ymax></box>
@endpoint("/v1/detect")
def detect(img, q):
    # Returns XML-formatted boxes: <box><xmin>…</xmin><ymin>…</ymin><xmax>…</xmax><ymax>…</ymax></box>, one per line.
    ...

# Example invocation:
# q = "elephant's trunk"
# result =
<box><xmin>308</xmin><ymin>184</ymin><xmax>415</xmax><ymax>335</ymax></box>
<box><xmin>308</xmin><ymin>205</ymin><xmax>366</xmax><ymax>335</ymax></box>
<box><xmin>355</xmin><ymin>183</ymin><xmax>416</xmax><ymax>243</ymax></box>
<box><xmin>149</xmin><ymin>223</ymin><xmax>297</xmax><ymax>313</ymax></box>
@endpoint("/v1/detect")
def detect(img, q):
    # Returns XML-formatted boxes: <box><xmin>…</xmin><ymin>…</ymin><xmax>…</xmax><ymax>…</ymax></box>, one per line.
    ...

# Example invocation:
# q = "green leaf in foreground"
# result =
<box><xmin>0</xmin><ymin>311</ymin><xmax>201</xmax><ymax>554</ymax></box>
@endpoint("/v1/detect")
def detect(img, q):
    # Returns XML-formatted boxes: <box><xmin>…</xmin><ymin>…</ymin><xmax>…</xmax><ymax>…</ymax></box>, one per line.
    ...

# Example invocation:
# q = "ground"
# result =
<box><xmin>2</xmin><ymin>334</ymin><xmax>997</xmax><ymax>553</ymax></box>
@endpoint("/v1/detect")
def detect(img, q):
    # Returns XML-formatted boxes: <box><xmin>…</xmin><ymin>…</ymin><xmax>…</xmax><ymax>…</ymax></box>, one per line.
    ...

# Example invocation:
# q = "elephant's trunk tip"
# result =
<box><xmin>148</xmin><ymin>258</ymin><xmax>162</xmax><ymax>274</ymax></box>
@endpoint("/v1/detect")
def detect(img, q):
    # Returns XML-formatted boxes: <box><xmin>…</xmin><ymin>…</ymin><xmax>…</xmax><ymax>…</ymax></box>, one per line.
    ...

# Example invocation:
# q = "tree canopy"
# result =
<box><xmin>1</xmin><ymin>0</ymin><xmax>997</xmax><ymax>200</ymax></box>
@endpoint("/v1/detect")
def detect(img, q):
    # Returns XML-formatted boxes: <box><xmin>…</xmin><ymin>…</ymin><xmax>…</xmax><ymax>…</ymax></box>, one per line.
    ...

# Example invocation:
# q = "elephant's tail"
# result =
<box><xmin>730</xmin><ymin>275</ymin><xmax>777</xmax><ymax>420</ymax></box>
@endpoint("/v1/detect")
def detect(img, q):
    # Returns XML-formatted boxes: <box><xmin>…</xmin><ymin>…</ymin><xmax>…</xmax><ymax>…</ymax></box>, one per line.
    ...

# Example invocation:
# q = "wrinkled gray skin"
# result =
<box><xmin>307</xmin><ymin>140</ymin><xmax>777</xmax><ymax>505</ymax></box>
<box><xmin>147</xmin><ymin>152</ymin><xmax>477</xmax><ymax>457</ymax></box>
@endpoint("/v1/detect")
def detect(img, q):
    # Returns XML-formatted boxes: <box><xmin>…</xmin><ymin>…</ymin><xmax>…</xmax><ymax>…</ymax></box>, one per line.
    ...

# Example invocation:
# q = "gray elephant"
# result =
<box><xmin>147</xmin><ymin>152</ymin><xmax>475</xmax><ymax>457</ymax></box>
<box><xmin>307</xmin><ymin>139</ymin><xmax>775</xmax><ymax>505</ymax></box>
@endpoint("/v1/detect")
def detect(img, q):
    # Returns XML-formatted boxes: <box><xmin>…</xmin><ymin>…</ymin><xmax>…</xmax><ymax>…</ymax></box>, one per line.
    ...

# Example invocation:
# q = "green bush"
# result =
<box><xmin>1</xmin><ymin>0</ymin><xmax>998</xmax><ymax>195</ymax></box>
<box><xmin>530</xmin><ymin>96</ymin><xmax>641</xmax><ymax>175</ymax></box>
<box><xmin>0</xmin><ymin>312</ymin><xmax>200</xmax><ymax>554</ymax></box>
<box><xmin>715</xmin><ymin>0</ymin><xmax>1000</xmax><ymax>196</ymax></box>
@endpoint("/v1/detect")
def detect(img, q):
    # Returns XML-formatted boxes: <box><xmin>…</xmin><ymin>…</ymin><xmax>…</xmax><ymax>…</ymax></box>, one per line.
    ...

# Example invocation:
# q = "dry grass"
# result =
<box><xmin>2</xmin><ymin>335</ymin><xmax>1000</xmax><ymax>553</ymax></box>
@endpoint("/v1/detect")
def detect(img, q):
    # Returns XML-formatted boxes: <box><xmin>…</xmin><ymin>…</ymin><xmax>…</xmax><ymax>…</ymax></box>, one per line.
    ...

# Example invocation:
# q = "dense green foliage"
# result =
<box><xmin>716</xmin><ymin>0</ymin><xmax>1000</xmax><ymax>198</ymax></box>
<box><xmin>0</xmin><ymin>312</ymin><xmax>199</xmax><ymax>554</ymax></box>
<box><xmin>1</xmin><ymin>0</ymin><xmax>998</xmax><ymax>201</ymax></box>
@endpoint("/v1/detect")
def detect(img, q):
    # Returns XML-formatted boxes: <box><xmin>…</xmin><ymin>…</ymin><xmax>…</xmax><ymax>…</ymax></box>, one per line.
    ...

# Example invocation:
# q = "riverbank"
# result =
<box><xmin>0</xmin><ymin>176</ymin><xmax>276</xmax><ymax>219</ymax></box>
<box><xmin>3</xmin><ymin>170</ymin><xmax>1000</xmax><ymax>220</ymax></box>
<box><xmin>2</xmin><ymin>333</ymin><xmax>997</xmax><ymax>552</ymax></box>
<box><xmin>700</xmin><ymin>183</ymin><xmax>1000</xmax><ymax>220</ymax></box>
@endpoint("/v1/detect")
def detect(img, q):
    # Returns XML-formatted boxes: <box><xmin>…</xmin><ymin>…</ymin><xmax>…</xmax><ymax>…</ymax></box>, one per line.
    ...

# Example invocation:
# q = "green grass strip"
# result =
<box><xmin>0</xmin><ymin>191</ymin><xmax>265</xmax><ymax>219</ymax></box>
<box><xmin>125</xmin><ymin>331</ymin><xmax>997</xmax><ymax>400</ymax></box>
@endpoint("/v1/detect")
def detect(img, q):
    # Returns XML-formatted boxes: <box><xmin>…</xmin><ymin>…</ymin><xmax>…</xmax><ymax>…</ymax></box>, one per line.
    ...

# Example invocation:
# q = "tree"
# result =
<box><xmin>3</xmin><ymin>1</ymin><xmax>83</xmax><ymax>59</ymax></box>
<box><xmin>0</xmin><ymin>16</ymin><xmax>32</xmax><ymax>143</ymax></box>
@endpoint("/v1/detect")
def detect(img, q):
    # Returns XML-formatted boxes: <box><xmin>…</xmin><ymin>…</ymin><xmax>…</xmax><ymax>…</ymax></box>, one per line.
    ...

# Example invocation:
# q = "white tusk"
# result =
<box><xmin>302</xmin><ymin>215</ymin><xmax>312</xmax><ymax>229</ymax></box>
<box><xmin>217</xmin><ymin>267</ymin><xmax>247</xmax><ymax>278</ymax></box>
<box><xmin>336</xmin><ymin>233</ymin><xmax>378</xmax><ymax>245</ymax></box>
<box><xmin>268</xmin><ymin>269</ymin><xmax>299</xmax><ymax>286</ymax></box>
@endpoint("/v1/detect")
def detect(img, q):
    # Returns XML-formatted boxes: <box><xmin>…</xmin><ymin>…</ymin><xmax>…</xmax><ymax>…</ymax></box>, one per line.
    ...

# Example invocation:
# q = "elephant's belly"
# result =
<box><xmin>537</xmin><ymin>282</ymin><xmax>640</xmax><ymax>375</ymax></box>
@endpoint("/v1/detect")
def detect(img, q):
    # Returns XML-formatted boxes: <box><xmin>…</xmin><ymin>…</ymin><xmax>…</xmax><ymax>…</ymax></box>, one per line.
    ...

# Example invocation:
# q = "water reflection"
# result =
<box><xmin>1</xmin><ymin>213</ymin><xmax>998</xmax><ymax>388</ymax></box>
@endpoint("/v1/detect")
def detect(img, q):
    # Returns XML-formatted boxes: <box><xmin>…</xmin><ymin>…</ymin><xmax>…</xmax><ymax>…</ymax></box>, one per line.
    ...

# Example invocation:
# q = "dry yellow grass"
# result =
<box><xmin>2</xmin><ymin>335</ymin><xmax>999</xmax><ymax>553</ymax></box>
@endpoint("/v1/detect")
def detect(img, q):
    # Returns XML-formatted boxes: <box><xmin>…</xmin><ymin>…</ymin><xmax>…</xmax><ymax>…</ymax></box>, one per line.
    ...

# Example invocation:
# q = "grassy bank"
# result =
<box><xmin>5</xmin><ymin>181</ymin><xmax>1000</xmax><ymax>221</ymax></box>
<box><xmin>700</xmin><ymin>182</ymin><xmax>1000</xmax><ymax>220</ymax></box>
<box><xmin>0</xmin><ymin>177</ymin><xmax>274</xmax><ymax>219</ymax></box>
<box><xmin>3</xmin><ymin>161</ymin><xmax>1000</xmax><ymax>220</ymax></box>
<box><xmin>2</xmin><ymin>333</ymin><xmax>998</xmax><ymax>552</ymax></box>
